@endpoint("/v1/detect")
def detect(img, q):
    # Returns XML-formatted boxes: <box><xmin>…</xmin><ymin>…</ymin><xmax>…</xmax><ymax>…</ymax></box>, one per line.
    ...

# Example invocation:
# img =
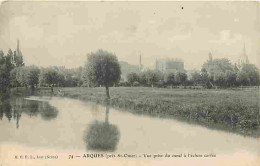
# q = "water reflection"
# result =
<box><xmin>85</xmin><ymin>102</ymin><xmax>120</xmax><ymax>151</ymax></box>
<box><xmin>39</xmin><ymin>102</ymin><xmax>58</xmax><ymax>120</ymax></box>
<box><xmin>0</xmin><ymin>93</ymin><xmax>59</xmax><ymax>128</ymax></box>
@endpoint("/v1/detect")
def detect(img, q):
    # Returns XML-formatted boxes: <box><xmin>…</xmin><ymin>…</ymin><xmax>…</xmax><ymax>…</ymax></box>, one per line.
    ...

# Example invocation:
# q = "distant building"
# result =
<box><xmin>119</xmin><ymin>61</ymin><xmax>140</xmax><ymax>81</ymax></box>
<box><xmin>155</xmin><ymin>58</ymin><xmax>185</xmax><ymax>73</ymax></box>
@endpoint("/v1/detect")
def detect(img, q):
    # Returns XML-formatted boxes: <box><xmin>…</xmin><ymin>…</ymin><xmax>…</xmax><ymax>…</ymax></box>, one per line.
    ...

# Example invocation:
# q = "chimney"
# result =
<box><xmin>17</xmin><ymin>39</ymin><xmax>20</xmax><ymax>51</ymax></box>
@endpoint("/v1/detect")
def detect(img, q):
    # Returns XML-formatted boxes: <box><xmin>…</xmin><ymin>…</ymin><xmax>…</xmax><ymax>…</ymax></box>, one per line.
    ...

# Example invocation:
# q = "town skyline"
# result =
<box><xmin>0</xmin><ymin>1</ymin><xmax>259</xmax><ymax>70</ymax></box>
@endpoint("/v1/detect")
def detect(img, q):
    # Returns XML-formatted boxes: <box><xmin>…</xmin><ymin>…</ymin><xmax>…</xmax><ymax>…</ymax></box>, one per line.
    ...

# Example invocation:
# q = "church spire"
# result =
<box><xmin>243</xmin><ymin>41</ymin><xmax>246</xmax><ymax>56</ymax></box>
<box><xmin>238</xmin><ymin>41</ymin><xmax>249</xmax><ymax>67</ymax></box>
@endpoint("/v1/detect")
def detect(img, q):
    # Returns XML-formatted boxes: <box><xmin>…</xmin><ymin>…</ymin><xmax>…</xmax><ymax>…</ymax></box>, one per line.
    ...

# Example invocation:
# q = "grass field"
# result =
<box><xmin>36</xmin><ymin>87</ymin><xmax>260</xmax><ymax>137</ymax></box>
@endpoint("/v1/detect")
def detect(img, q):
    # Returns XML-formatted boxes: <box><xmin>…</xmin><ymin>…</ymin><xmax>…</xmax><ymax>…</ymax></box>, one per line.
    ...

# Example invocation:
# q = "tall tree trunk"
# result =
<box><xmin>105</xmin><ymin>86</ymin><xmax>110</xmax><ymax>99</ymax></box>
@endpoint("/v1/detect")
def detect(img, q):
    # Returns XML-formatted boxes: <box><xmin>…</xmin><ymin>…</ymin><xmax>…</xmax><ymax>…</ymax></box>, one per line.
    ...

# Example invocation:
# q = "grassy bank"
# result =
<box><xmin>20</xmin><ymin>87</ymin><xmax>260</xmax><ymax>137</ymax></box>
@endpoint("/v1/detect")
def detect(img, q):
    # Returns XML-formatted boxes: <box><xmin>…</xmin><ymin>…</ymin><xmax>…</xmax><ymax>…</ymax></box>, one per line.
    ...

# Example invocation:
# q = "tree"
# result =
<box><xmin>6</xmin><ymin>49</ymin><xmax>14</xmax><ymax>70</ymax></box>
<box><xmin>190</xmin><ymin>72</ymin><xmax>201</xmax><ymax>85</ymax></box>
<box><xmin>81</xmin><ymin>67</ymin><xmax>91</xmax><ymax>87</ymax></box>
<box><xmin>214</xmin><ymin>72</ymin><xmax>226</xmax><ymax>87</ymax></box>
<box><xmin>202</xmin><ymin>58</ymin><xmax>234</xmax><ymax>75</ymax></box>
<box><xmin>26</xmin><ymin>66</ymin><xmax>40</xmax><ymax>90</ymax></box>
<box><xmin>144</xmin><ymin>70</ymin><xmax>162</xmax><ymax>88</ymax></box>
<box><xmin>138</xmin><ymin>72</ymin><xmax>147</xmax><ymax>86</ymax></box>
<box><xmin>13</xmin><ymin>51</ymin><xmax>24</xmax><ymax>67</ymax></box>
<box><xmin>127</xmin><ymin>72</ymin><xmax>139</xmax><ymax>86</ymax></box>
<box><xmin>236</xmin><ymin>70</ymin><xmax>249</xmax><ymax>86</ymax></box>
<box><xmin>202</xmin><ymin>58</ymin><xmax>234</xmax><ymax>85</ymax></box>
<box><xmin>175</xmin><ymin>71</ymin><xmax>187</xmax><ymax>85</ymax></box>
<box><xmin>16</xmin><ymin>66</ymin><xmax>28</xmax><ymax>87</ymax></box>
<box><xmin>225</xmin><ymin>70</ymin><xmax>237</xmax><ymax>87</ymax></box>
<box><xmin>0</xmin><ymin>50</ymin><xmax>8</xmax><ymax>92</ymax></box>
<box><xmin>165</xmin><ymin>72</ymin><xmax>175</xmax><ymax>88</ymax></box>
<box><xmin>240</xmin><ymin>64</ymin><xmax>260</xmax><ymax>86</ymax></box>
<box><xmin>0</xmin><ymin>50</ymin><xmax>12</xmax><ymax>93</ymax></box>
<box><xmin>39</xmin><ymin>67</ymin><xmax>61</xmax><ymax>92</ymax></box>
<box><xmin>10</xmin><ymin>68</ymin><xmax>20</xmax><ymax>89</ymax></box>
<box><xmin>200</xmin><ymin>68</ymin><xmax>209</xmax><ymax>83</ymax></box>
<box><xmin>84</xmin><ymin>49</ymin><xmax>121</xmax><ymax>99</ymax></box>
<box><xmin>16</xmin><ymin>66</ymin><xmax>40</xmax><ymax>90</ymax></box>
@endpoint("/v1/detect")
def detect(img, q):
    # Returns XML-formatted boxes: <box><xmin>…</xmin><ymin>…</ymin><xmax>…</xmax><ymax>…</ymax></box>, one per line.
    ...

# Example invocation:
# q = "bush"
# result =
<box><xmin>118</xmin><ymin>81</ymin><xmax>131</xmax><ymax>87</ymax></box>
<box><xmin>133</xmin><ymin>81</ymin><xmax>140</xmax><ymax>87</ymax></box>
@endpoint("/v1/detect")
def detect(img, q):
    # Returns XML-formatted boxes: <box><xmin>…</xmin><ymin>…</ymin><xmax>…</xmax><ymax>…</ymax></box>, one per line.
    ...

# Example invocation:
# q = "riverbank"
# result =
<box><xmin>13</xmin><ymin>87</ymin><xmax>260</xmax><ymax>137</ymax></box>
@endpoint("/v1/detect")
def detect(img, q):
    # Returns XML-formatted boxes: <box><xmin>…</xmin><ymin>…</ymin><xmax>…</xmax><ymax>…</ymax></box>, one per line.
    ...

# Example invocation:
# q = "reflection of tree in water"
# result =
<box><xmin>39</xmin><ymin>102</ymin><xmax>58</xmax><ymax>120</ymax></box>
<box><xmin>13</xmin><ymin>108</ymin><xmax>22</xmax><ymax>128</ymax></box>
<box><xmin>0</xmin><ymin>106</ymin><xmax>3</xmax><ymax>120</ymax></box>
<box><xmin>0</xmin><ymin>99</ymin><xmax>12</xmax><ymax>121</ymax></box>
<box><xmin>11</xmin><ymin>98</ymin><xmax>40</xmax><ymax>118</ymax></box>
<box><xmin>0</xmin><ymin>94</ymin><xmax>59</xmax><ymax>128</ymax></box>
<box><xmin>85</xmin><ymin>102</ymin><xmax>120</xmax><ymax>151</ymax></box>
<box><xmin>0</xmin><ymin>91</ymin><xmax>12</xmax><ymax>121</ymax></box>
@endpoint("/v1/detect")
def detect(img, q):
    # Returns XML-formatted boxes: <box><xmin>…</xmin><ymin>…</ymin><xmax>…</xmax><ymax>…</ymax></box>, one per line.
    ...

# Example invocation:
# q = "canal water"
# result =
<box><xmin>0</xmin><ymin>95</ymin><xmax>259</xmax><ymax>166</ymax></box>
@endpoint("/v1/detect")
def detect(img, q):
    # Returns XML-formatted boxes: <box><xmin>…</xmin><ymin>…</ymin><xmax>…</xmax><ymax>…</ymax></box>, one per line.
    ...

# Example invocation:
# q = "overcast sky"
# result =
<box><xmin>0</xmin><ymin>1</ymin><xmax>259</xmax><ymax>70</ymax></box>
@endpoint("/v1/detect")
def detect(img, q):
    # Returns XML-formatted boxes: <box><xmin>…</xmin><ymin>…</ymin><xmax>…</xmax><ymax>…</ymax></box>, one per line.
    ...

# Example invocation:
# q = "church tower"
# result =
<box><xmin>14</xmin><ymin>39</ymin><xmax>24</xmax><ymax>67</ymax></box>
<box><xmin>238</xmin><ymin>42</ymin><xmax>249</xmax><ymax>67</ymax></box>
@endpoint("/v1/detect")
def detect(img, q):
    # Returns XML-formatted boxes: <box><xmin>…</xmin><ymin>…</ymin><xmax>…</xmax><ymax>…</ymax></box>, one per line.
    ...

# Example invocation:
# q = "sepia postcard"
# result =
<box><xmin>0</xmin><ymin>0</ymin><xmax>259</xmax><ymax>166</ymax></box>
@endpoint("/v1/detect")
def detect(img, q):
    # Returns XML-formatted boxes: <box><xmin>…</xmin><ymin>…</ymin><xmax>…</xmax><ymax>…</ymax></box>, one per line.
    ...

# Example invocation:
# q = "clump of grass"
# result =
<box><xmin>85</xmin><ymin>121</ymin><xmax>120</xmax><ymax>151</ymax></box>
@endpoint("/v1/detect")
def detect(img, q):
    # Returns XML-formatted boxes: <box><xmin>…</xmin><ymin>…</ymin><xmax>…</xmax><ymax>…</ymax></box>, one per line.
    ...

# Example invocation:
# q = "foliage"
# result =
<box><xmin>138</xmin><ymin>72</ymin><xmax>147</xmax><ymax>86</ymax></box>
<box><xmin>26</xmin><ymin>66</ymin><xmax>40</xmax><ymax>88</ymax></box>
<box><xmin>175</xmin><ymin>71</ymin><xmax>187</xmax><ymax>85</ymax></box>
<box><xmin>84</xmin><ymin>49</ymin><xmax>121</xmax><ymax>98</ymax></box>
<box><xmin>126</xmin><ymin>72</ymin><xmax>139</xmax><ymax>86</ymax></box>
<box><xmin>84</xmin><ymin>49</ymin><xmax>121</xmax><ymax>87</ymax></box>
<box><xmin>39</xmin><ymin>67</ymin><xmax>62</xmax><ymax>86</ymax></box>
<box><xmin>202</xmin><ymin>58</ymin><xmax>234</xmax><ymax>77</ymax></box>
<box><xmin>200</xmin><ymin>68</ymin><xmax>209</xmax><ymax>85</ymax></box>
<box><xmin>165</xmin><ymin>72</ymin><xmax>175</xmax><ymax>87</ymax></box>
<box><xmin>16</xmin><ymin>66</ymin><xmax>40</xmax><ymax>89</ymax></box>
<box><xmin>225</xmin><ymin>70</ymin><xmax>237</xmax><ymax>87</ymax></box>
<box><xmin>240</xmin><ymin>64</ymin><xmax>260</xmax><ymax>86</ymax></box>
<box><xmin>214</xmin><ymin>72</ymin><xmax>226</xmax><ymax>86</ymax></box>
<box><xmin>190</xmin><ymin>72</ymin><xmax>201</xmax><ymax>85</ymax></box>
<box><xmin>10</xmin><ymin>68</ymin><xmax>20</xmax><ymax>87</ymax></box>
<box><xmin>13</xmin><ymin>50</ymin><xmax>24</xmax><ymax>67</ymax></box>
<box><xmin>142</xmin><ymin>70</ymin><xmax>163</xmax><ymax>87</ymax></box>
<box><xmin>236</xmin><ymin>70</ymin><xmax>250</xmax><ymax>86</ymax></box>
<box><xmin>0</xmin><ymin>50</ymin><xmax>12</xmax><ymax>92</ymax></box>
<box><xmin>133</xmin><ymin>81</ymin><xmax>140</xmax><ymax>87</ymax></box>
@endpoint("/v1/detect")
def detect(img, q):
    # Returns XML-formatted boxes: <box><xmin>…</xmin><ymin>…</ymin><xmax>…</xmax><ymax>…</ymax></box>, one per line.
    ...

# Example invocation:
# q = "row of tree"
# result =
<box><xmin>126</xmin><ymin>70</ymin><xmax>188</xmax><ymax>87</ymax></box>
<box><xmin>10</xmin><ymin>66</ymin><xmax>83</xmax><ymax>91</ymax></box>
<box><xmin>1</xmin><ymin>48</ymin><xmax>85</xmax><ymax>92</ymax></box>
<box><xmin>126</xmin><ymin>59</ymin><xmax>260</xmax><ymax>88</ymax></box>
<box><xmin>1</xmin><ymin>48</ymin><xmax>260</xmax><ymax>98</ymax></box>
